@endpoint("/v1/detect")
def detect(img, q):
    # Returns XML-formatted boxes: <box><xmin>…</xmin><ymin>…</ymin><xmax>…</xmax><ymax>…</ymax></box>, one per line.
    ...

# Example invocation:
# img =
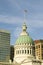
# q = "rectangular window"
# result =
<box><xmin>22</xmin><ymin>50</ymin><xmax>24</xmax><ymax>54</ymax></box>
<box><xmin>25</xmin><ymin>50</ymin><xmax>26</xmax><ymax>54</ymax></box>
<box><xmin>30</xmin><ymin>50</ymin><xmax>31</xmax><ymax>54</ymax></box>
<box><xmin>38</xmin><ymin>45</ymin><xmax>40</xmax><ymax>48</ymax></box>
<box><xmin>20</xmin><ymin>50</ymin><xmax>21</xmax><ymax>54</ymax></box>
<box><xmin>27</xmin><ymin>50</ymin><xmax>29</xmax><ymax>54</ymax></box>
<box><xmin>18</xmin><ymin>50</ymin><xmax>19</xmax><ymax>54</ymax></box>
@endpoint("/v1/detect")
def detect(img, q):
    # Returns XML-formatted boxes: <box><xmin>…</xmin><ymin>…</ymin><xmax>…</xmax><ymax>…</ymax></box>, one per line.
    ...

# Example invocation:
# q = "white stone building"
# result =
<box><xmin>13</xmin><ymin>23</ymin><xmax>43</xmax><ymax>65</ymax></box>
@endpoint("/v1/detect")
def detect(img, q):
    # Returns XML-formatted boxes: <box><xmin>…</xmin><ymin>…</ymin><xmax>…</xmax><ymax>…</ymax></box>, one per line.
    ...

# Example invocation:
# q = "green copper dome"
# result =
<box><xmin>15</xmin><ymin>23</ymin><xmax>34</xmax><ymax>45</ymax></box>
<box><xmin>15</xmin><ymin>35</ymin><xmax>34</xmax><ymax>45</ymax></box>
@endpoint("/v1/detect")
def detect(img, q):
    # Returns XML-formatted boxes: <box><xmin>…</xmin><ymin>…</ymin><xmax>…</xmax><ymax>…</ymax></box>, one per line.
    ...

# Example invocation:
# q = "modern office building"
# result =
<box><xmin>34</xmin><ymin>40</ymin><xmax>43</xmax><ymax>60</ymax></box>
<box><xmin>0</xmin><ymin>30</ymin><xmax>10</xmax><ymax>62</ymax></box>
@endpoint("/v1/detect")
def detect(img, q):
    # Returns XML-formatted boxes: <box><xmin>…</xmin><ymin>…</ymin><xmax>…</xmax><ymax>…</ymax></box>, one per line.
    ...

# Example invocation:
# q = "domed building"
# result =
<box><xmin>13</xmin><ymin>23</ymin><xmax>35</xmax><ymax>63</ymax></box>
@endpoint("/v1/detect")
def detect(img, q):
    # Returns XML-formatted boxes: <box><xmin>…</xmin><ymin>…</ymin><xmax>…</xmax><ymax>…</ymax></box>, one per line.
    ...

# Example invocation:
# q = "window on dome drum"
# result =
<box><xmin>25</xmin><ymin>50</ymin><xmax>26</xmax><ymax>54</ymax></box>
<box><xmin>22</xmin><ymin>50</ymin><xmax>24</xmax><ymax>54</ymax></box>
<box><xmin>20</xmin><ymin>50</ymin><xmax>21</xmax><ymax>54</ymax></box>
<box><xmin>25</xmin><ymin>43</ymin><xmax>26</xmax><ymax>45</ymax></box>
<box><xmin>18</xmin><ymin>50</ymin><xmax>19</xmax><ymax>54</ymax></box>
<box><xmin>29</xmin><ymin>43</ymin><xmax>30</xmax><ymax>46</ymax></box>
<box><xmin>27</xmin><ymin>50</ymin><xmax>29</xmax><ymax>54</ymax></box>
<box><xmin>19</xmin><ymin>43</ymin><xmax>20</xmax><ymax>45</ymax></box>
<box><xmin>30</xmin><ymin>50</ymin><xmax>31</xmax><ymax>54</ymax></box>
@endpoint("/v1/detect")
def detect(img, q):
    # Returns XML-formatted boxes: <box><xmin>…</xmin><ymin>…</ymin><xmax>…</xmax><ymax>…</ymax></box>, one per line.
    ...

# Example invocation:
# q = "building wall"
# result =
<box><xmin>14</xmin><ymin>44</ymin><xmax>35</xmax><ymax>63</ymax></box>
<box><xmin>34</xmin><ymin>40</ymin><xmax>43</xmax><ymax>60</ymax></box>
<box><xmin>0</xmin><ymin>31</ymin><xmax>10</xmax><ymax>62</ymax></box>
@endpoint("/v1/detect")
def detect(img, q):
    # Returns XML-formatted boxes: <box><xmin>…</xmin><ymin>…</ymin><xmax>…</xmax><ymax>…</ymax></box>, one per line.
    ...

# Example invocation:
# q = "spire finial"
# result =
<box><xmin>22</xmin><ymin>22</ymin><xmax>27</xmax><ymax>31</ymax></box>
<box><xmin>24</xmin><ymin>10</ymin><xmax>27</xmax><ymax>22</ymax></box>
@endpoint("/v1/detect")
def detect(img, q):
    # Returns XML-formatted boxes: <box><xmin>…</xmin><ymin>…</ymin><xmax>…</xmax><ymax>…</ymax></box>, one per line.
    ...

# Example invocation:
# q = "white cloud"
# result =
<box><xmin>0</xmin><ymin>14</ymin><xmax>43</xmax><ymax>28</ymax></box>
<box><xmin>28</xmin><ymin>20</ymin><xmax>43</xmax><ymax>28</ymax></box>
<box><xmin>0</xmin><ymin>15</ymin><xmax>23</xmax><ymax>24</ymax></box>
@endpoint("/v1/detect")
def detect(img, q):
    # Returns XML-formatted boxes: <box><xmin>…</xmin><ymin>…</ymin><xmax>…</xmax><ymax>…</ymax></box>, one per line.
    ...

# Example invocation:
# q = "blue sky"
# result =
<box><xmin>0</xmin><ymin>0</ymin><xmax>43</xmax><ymax>45</ymax></box>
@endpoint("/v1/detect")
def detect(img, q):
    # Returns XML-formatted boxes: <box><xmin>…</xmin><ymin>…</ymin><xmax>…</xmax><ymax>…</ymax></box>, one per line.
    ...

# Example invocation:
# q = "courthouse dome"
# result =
<box><xmin>15</xmin><ymin>23</ymin><xmax>34</xmax><ymax>45</ymax></box>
